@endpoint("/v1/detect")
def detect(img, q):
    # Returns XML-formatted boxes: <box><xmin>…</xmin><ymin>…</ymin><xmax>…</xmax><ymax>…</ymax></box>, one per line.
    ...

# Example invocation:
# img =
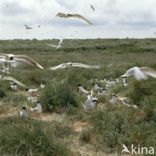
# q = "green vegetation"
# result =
<box><xmin>0</xmin><ymin>39</ymin><xmax>156</xmax><ymax>155</ymax></box>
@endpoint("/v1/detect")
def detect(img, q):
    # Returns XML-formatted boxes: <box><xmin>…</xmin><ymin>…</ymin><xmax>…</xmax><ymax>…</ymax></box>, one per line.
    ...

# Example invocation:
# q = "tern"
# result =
<box><xmin>24</xmin><ymin>25</ymin><xmax>32</xmax><ymax>30</ymax></box>
<box><xmin>10</xmin><ymin>82</ymin><xmax>17</xmax><ymax>91</ymax></box>
<box><xmin>40</xmin><ymin>82</ymin><xmax>45</xmax><ymax>88</ymax></box>
<box><xmin>121</xmin><ymin>66</ymin><xmax>156</xmax><ymax>80</ymax></box>
<box><xmin>20</xmin><ymin>107</ymin><xmax>27</xmax><ymax>118</ymax></box>
<box><xmin>98</xmin><ymin>88</ymin><xmax>107</xmax><ymax>96</ymax></box>
<box><xmin>26</xmin><ymin>88</ymin><xmax>38</xmax><ymax>94</ymax></box>
<box><xmin>49</xmin><ymin>62</ymin><xmax>100</xmax><ymax>70</ymax></box>
<box><xmin>0</xmin><ymin>75</ymin><xmax>27</xmax><ymax>88</ymax></box>
<box><xmin>82</xmin><ymin>92</ymin><xmax>98</xmax><ymax>111</ymax></box>
<box><xmin>30</xmin><ymin>101</ymin><xmax>42</xmax><ymax>113</ymax></box>
<box><xmin>94</xmin><ymin>83</ymin><xmax>102</xmax><ymax>92</ymax></box>
<box><xmin>109</xmin><ymin>94</ymin><xmax>119</xmax><ymax>104</ymax></box>
<box><xmin>46</xmin><ymin>38</ymin><xmax>63</xmax><ymax>49</ymax></box>
<box><xmin>90</xmin><ymin>4</ymin><xmax>95</xmax><ymax>12</ymax></box>
<box><xmin>56</xmin><ymin>12</ymin><xmax>93</xmax><ymax>25</ymax></box>
<box><xmin>0</xmin><ymin>53</ymin><xmax>43</xmax><ymax>69</ymax></box>
<box><xmin>78</xmin><ymin>84</ymin><xmax>90</xmax><ymax>94</ymax></box>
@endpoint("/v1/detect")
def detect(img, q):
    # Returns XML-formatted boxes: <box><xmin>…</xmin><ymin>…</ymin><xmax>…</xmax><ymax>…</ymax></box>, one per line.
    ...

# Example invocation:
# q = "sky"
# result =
<box><xmin>0</xmin><ymin>0</ymin><xmax>156</xmax><ymax>39</ymax></box>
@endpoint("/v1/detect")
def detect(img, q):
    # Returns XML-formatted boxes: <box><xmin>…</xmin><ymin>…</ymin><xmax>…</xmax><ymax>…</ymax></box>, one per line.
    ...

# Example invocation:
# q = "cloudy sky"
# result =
<box><xmin>0</xmin><ymin>0</ymin><xmax>156</xmax><ymax>39</ymax></box>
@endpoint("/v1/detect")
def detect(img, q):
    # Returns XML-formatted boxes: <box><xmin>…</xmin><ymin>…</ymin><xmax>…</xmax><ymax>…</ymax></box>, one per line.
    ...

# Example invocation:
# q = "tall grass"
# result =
<box><xmin>0</xmin><ymin>117</ymin><xmax>73</xmax><ymax>156</ymax></box>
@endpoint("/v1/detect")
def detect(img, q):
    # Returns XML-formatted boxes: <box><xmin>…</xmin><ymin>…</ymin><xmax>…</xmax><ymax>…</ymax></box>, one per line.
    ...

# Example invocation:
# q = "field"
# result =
<box><xmin>0</xmin><ymin>38</ymin><xmax>156</xmax><ymax>156</ymax></box>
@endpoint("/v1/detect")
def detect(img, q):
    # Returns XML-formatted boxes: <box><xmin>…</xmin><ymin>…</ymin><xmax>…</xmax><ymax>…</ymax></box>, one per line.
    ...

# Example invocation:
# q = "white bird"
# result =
<box><xmin>122</xmin><ymin>78</ymin><xmax>128</xmax><ymax>86</ymax></box>
<box><xmin>56</xmin><ymin>12</ymin><xmax>93</xmax><ymax>25</ymax></box>
<box><xmin>121</xmin><ymin>66</ymin><xmax>156</xmax><ymax>80</ymax></box>
<box><xmin>0</xmin><ymin>75</ymin><xmax>27</xmax><ymax>88</ymax></box>
<box><xmin>26</xmin><ymin>88</ymin><xmax>38</xmax><ymax>94</ymax></box>
<box><xmin>0</xmin><ymin>53</ymin><xmax>43</xmax><ymax>70</ymax></box>
<box><xmin>46</xmin><ymin>38</ymin><xmax>63</xmax><ymax>49</ymax></box>
<box><xmin>82</xmin><ymin>91</ymin><xmax>98</xmax><ymax>111</ymax></box>
<box><xmin>94</xmin><ymin>83</ymin><xmax>102</xmax><ymax>92</ymax></box>
<box><xmin>82</xmin><ymin>99</ymin><xmax>97</xmax><ymax>111</ymax></box>
<box><xmin>30</xmin><ymin>102</ymin><xmax>42</xmax><ymax>113</ymax></box>
<box><xmin>123</xmin><ymin>103</ymin><xmax>138</xmax><ymax>109</ymax></box>
<box><xmin>100</xmin><ymin>77</ymin><xmax>107</xmax><ymax>83</ymax></box>
<box><xmin>40</xmin><ymin>82</ymin><xmax>45</xmax><ymax>88</ymax></box>
<box><xmin>24</xmin><ymin>25</ymin><xmax>32</xmax><ymax>30</ymax></box>
<box><xmin>49</xmin><ymin>62</ymin><xmax>100</xmax><ymax>70</ymax></box>
<box><xmin>78</xmin><ymin>84</ymin><xmax>90</xmax><ymax>94</ymax></box>
<box><xmin>98</xmin><ymin>88</ymin><xmax>107</xmax><ymax>96</ymax></box>
<box><xmin>109</xmin><ymin>94</ymin><xmax>119</xmax><ymax>104</ymax></box>
<box><xmin>20</xmin><ymin>107</ymin><xmax>27</xmax><ymax>118</ymax></box>
<box><xmin>10</xmin><ymin>82</ymin><xmax>17</xmax><ymax>91</ymax></box>
<box><xmin>27</xmin><ymin>95</ymin><xmax>34</xmax><ymax>103</ymax></box>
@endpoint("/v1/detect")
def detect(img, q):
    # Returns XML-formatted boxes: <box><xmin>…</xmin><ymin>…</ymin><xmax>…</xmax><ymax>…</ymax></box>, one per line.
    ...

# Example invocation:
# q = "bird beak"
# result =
<box><xmin>120</xmin><ymin>74</ymin><xmax>127</xmax><ymax>78</ymax></box>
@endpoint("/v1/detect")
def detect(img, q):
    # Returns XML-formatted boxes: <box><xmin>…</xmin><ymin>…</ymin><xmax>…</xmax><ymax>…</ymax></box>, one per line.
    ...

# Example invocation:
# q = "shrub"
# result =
<box><xmin>40</xmin><ymin>82</ymin><xmax>78</xmax><ymax>112</ymax></box>
<box><xmin>0</xmin><ymin>88</ymin><xmax>6</xmax><ymax>98</ymax></box>
<box><xmin>0</xmin><ymin>117</ymin><xmax>73</xmax><ymax>156</ymax></box>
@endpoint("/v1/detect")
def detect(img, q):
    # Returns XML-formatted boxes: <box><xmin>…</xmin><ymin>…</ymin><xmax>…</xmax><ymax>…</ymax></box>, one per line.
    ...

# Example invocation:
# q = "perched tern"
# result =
<box><xmin>20</xmin><ymin>107</ymin><xmax>27</xmax><ymax>118</ymax></box>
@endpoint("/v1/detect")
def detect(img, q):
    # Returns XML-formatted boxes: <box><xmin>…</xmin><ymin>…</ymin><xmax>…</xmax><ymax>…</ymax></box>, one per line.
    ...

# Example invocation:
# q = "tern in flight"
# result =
<box><xmin>0</xmin><ymin>53</ymin><xmax>43</xmax><ymax>70</ymax></box>
<box><xmin>90</xmin><ymin>4</ymin><xmax>95</xmax><ymax>12</ymax></box>
<box><xmin>56</xmin><ymin>12</ymin><xmax>93</xmax><ymax>25</ymax></box>
<box><xmin>46</xmin><ymin>38</ymin><xmax>63</xmax><ymax>49</ymax></box>
<box><xmin>121</xmin><ymin>66</ymin><xmax>156</xmax><ymax>80</ymax></box>
<box><xmin>24</xmin><ymin>25</ymin><xmax>32</xmax><ymax>30</ymax></box>
<box><xmin>49</xmin><ymin>62</ymin><xmax>100</xmax><ymax>70</ymax></box>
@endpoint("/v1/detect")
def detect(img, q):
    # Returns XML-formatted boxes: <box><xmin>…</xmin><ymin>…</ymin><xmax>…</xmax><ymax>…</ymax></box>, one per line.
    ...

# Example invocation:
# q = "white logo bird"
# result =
<box><xmin>121</xmin><ymin>144</ymin><xmax>130</xmax><ymax>154</ymax></box>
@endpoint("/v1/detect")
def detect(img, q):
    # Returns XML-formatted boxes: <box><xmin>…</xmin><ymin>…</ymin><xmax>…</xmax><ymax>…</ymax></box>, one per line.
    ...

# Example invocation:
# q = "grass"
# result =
<box><xmin>0</xmin><ymin>117</ymin><xmax>73</xmax><ymax>156</ymax></box>
<box><xmin>0</xmin><ymin>38</ymin><xmax>156</xmax><ymax>155</ymax></box>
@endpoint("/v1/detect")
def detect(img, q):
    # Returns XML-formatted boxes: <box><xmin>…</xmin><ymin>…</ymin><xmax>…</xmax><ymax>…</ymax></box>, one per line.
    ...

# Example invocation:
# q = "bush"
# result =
<box><xmin>0</xmin><ymin>88</ymin><xmax>6</xmax><ymax>98</ymax></box>
<box><xmin>40</xmin><ymin>82</ymin><xmax>78</xmax><ymax>112</ymax></box>
<box><xmin>0</xmin><ymin>117</ymin><xmax>73</xmax><ymax>156</ymax></box>
<box><xmin>81</xmin><ymin>109</ymin><xmax>156</xmax><ymax>153</ymax></box>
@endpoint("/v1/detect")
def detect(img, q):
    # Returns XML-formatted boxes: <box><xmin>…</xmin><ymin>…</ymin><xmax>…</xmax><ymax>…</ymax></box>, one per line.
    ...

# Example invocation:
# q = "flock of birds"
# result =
<box><xmin>1</xmin><ymin>49</ymin><xmax>156</xmax><ymax>117</ymax></box>
<box><xmin>1</xmin><ymin>3</ymin><xmax>156</xmax><ymax>117</ymax></box>
<box><xmin>24</xmin><ymin>3</ymin><xmax>95</xmax><ymax>31</ymax></box>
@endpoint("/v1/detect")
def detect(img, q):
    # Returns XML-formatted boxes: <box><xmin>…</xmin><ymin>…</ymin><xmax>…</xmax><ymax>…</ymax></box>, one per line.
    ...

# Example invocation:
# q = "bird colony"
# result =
<box><xmin>1</xmin><ymin>3</ymin><xmax>156</xmax><ymax>118</ymax></box>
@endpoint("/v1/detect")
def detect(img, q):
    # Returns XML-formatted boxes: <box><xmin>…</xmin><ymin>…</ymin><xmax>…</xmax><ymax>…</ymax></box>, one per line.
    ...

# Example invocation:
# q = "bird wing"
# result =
<box><xmin>56</xmin><ymin>12</ymin><xmax>68</xmax><ymax>18</ymax></box>
<box><xmin>1</xmin><ymin>76</ymin><xmax>27</xmax><ymax>88</ymax></box>
<box><xmin>0</xmin><ymin>53</ymin><xmax>8</xmax><ymax>59</ymax></box>
<box><xmin>72</xmin><ymin>63</ymin><xmax>100</xmax><ymax>69</ymax></box>
<box><xmin>46</xmin><ymin>43</ymin><xmax>57</xmax><ymax>47</ymax></box>
<box><xmin>140</xmin><ymin>67</ymin><xmax>156</xmax><ymax>78</ymax></box>
<box><xmin>49</xmin><ymin>63</ymin><xmax>67</xmax><ymax>70</ymax></box>
<box><xmin>58</xmin><ymin>38</ymin><xmax>63</xmax><ymax>46</ymax></box>
<box><xmin>24</xmin><ymin>25</ymin><xmax>28</xmax><ymax>29</ymax></box>
<box><xmin>56</xmin><ymin>12</ymin><xmax>93</xmax><ymax>25</ymax></box>
<box><xmin>67</xmin><ymin>14</ymin><xmax>93</xmax><ymax>25</ymax></box>
<box><xmin>14</xmin><ymin>55</ymin><xmax>43</xmax><ymax>69</ymax></box>
<box><xmin>90</xmin><ymin>4</ymin><xmax>95</xmax><ymax>11</ymax></box>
